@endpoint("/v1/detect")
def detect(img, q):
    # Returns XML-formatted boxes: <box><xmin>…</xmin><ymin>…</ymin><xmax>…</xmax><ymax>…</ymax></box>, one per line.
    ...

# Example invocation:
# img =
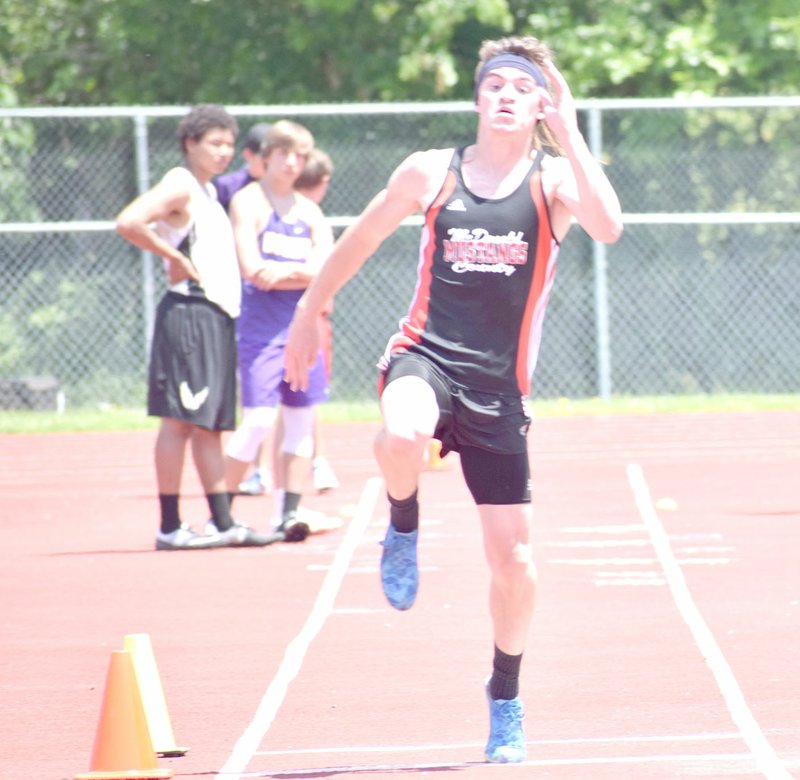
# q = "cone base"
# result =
<box><xmin>75</xmin><ymin>771</ymin><xmax>171</xmax><ymax>779</ymax></box>
<box><xmin>157</xmin><ymin>747</ymin><xmax>189</xmax><ymax>757</ymax></box>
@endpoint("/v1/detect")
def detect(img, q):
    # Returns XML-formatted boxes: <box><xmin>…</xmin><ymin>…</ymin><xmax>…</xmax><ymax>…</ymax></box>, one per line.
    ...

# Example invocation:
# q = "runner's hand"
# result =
<box><xmin>537</xmin><ymin>59</ymin><xmax>580</xmax><ymax>143</ymax></box>
<box><xmin>284</xmin><ymin>308</ymin><xmax>320</xmax><ymax>392</ymax></box>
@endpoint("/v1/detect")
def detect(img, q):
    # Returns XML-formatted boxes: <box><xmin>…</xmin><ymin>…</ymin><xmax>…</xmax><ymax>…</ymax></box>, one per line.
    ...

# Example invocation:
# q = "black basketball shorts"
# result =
<box><xmin>147</xmin><ymin>292</ymin><xmax>237</xmax><ymax>431</ymax></box>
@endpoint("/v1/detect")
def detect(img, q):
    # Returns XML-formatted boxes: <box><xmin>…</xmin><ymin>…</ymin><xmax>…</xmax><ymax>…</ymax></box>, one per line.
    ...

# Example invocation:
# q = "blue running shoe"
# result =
<box><xmin>379</xmin><ymin>526</ymin><xmax>419</xmax><ymax>610</ymax></box>
<box><xmin>485</xmin><ymin>681</ymin><xmax>526</xmax><ymax>763</ymax></box>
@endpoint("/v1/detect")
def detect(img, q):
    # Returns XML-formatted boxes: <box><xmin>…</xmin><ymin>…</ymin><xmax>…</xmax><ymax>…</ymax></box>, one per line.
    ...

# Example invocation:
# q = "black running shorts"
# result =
<box><xmin>147</xmin><ymin>292</ymin><xmax>237</xmax><ymax>431</ymax></box>
<box><xmin>381</xmin><ymin>351</ymin><xmax>531</xmax><ymax>457</ymax></box>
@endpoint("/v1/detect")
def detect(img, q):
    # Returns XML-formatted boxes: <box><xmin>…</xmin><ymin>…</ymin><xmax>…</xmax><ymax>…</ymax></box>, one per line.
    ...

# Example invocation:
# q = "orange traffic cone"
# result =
<box><xmin>124</xmin><ymin>634</ymin><xmax>188</xmax><ymax>757</ymax></box>
<box><xmin>75</xmin><ymin>650</ymin><xmax>172</xmax><ymax>779</ymax></box>
<box><xmin>425</xmin><ymin>438</ymin><xmax>452</xmax><ymax>471</ymax></box>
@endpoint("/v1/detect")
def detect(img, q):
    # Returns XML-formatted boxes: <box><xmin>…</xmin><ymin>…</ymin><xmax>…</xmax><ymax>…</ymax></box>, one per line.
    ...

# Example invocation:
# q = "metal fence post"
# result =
<box><xmin>2</xmin><ymin>100</ymin><xmax>800</xmax><ymax>406</ymax></box>
<box><xmin>587</xmin><ymin>105</ymin><xmax>612</xmax><ymax>400</ymax></box>
<box><xmin>133</xmin><ymin>112</ymin><xmax>155</xmax><ymax>360</ymax></box>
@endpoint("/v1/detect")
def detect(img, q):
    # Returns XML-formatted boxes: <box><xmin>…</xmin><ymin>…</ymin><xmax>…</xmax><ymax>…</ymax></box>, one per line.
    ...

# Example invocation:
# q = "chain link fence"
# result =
<box><xmin>1</xmin><ymin>99</ymin><xmax>799</xmax><ymax>411</ymax></box>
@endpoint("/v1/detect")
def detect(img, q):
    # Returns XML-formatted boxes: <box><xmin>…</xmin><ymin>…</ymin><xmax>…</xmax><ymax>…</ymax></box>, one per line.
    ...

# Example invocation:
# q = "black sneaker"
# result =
<box><xmin>277</xmin><ymin>514</ymin><xmax>310</xmax><ymax>543</ymax></box>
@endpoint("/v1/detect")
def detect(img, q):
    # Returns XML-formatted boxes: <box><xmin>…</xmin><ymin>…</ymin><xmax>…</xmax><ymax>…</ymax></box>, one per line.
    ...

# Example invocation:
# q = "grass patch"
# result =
<box><xmin>529</xmin><ymin>393</ymin><xmax>800</xmax><ymax>417</ymax></box>
<box><xmin>0</xmin><ymin>406</ymin><xmax>158</xmax><ymax>434</ymax></box>
<box><xmin>2</xmin><ymin>393</ymin><xmax>798</xmax><ymax>435</ymax></box>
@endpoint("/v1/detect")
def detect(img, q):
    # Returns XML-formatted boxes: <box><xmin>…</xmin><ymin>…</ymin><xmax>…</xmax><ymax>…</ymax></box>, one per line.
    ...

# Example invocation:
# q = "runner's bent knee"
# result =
<box><xmin>381</xmin><ymin>375</ymin><xmax>439</xmax><ymax>443</ymax></box>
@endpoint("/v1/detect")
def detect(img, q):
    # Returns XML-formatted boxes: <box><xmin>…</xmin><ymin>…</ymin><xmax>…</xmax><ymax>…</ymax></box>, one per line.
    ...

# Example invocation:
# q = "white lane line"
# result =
<box><xmin>627</xmin><ymin>463</ymin><xmax>791</xmax><ymax>780</ymax></box>
<box><xmin>218</xmin><ymin>753</ymin><xmax>766</xmax><ymax>777</ymax></box>
<box><xmin>548</xmin><ymin>557</ymin><xmax>659</xmax><ymax>565</ymax></box>
<box><xmin>548</xmin><ymin>558</ymin><xmax>735</xmax><ymax>566</ymax></box>
<box><xmin>215</xmin><ymin>476</ymin><xmax>383</xmax><ymax>780</ymax></box>
<box><xmin>545</xmin><ymin>539</ymin><xmax>650</xmax><ymax>548</ymax></box>
<box><xmin>257</xmin><ymin>730</ymin><xmax>746</xmax><ymax>757</ymax></box>
<box><xmin>561</xmin><ymin>524</ymin><xmax>645</xmax><ymax>534</ymax></box>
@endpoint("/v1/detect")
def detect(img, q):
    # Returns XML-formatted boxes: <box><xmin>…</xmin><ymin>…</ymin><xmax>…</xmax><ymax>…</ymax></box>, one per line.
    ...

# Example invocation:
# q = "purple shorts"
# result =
<box><xmin>238</xmin><ymin>340</ymin><xmax>329</xmax><ymax>409</ymax></box>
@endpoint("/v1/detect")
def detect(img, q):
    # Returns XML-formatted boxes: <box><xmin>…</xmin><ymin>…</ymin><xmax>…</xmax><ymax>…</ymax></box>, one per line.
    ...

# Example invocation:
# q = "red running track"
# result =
<box><xmin>0</xmin><ymin>412</ymin><xmax>798</xmax><ymax>779</ymax></box>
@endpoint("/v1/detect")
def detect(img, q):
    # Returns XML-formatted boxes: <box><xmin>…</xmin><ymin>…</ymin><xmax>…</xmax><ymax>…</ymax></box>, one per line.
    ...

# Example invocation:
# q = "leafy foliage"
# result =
<box><xmin>1</xmin><ymin>0</ymin><xmax>798</xmax><ymax>106</ymax></box>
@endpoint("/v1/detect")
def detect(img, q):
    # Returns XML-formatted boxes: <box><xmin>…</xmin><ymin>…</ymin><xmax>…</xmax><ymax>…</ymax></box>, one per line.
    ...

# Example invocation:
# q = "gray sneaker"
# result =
<box><xmin>238</xmin><ymin>470</ymin><xmax>269</xmax><ymax>496</ymax></box>
<box><xmin>155</xmin><ymin>525</ymin><xmax>222</xmax><ymax>551</ymax></box>
<box><xmin>205</xmin><ymin>521</ymin><xmax>282</xmax><ymax>547</ymax></box>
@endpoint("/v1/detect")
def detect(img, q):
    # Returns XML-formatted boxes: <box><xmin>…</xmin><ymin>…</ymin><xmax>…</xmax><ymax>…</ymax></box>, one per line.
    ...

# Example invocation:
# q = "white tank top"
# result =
<box><xmin>155</xmin><ymin>167</ymin><xmax>241</xmax><ymax>318</ymax></box>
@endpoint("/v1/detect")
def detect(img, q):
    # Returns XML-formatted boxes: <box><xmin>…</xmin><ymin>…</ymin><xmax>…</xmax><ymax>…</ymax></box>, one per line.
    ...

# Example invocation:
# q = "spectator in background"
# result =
<box><xmin>241</xmin><ymin>147</ymin><xmax>341</xmax><ymax>509</ymax></box>
<box><xmin>295</xmin><ymin>148</ymin><xmax>340</xmax><ymax>496</ymax></box>
<box><xmin>115</xmin><ymin>104</ymin><xmax>279</xmax><ymax>550</ymax></box>
<box><xmin>294</xmin><ymin>147</ymin><xmax>333</xmax><ymax>203</ymax></box>
<box><xmin>222</xmin><ymin>120</ymin><xmax>334</xmax><ymax>542</ymax></box>
<box><xmin>262</xmin><ymin>147</ymin><xmax>340</xmax><ymax>530</ymax></box>
<box><xmin>213</xmin><ymin>119</ymin><xmax>276</xmax><ymax>498</ymax></box>
<box><xmin>213</xmin><ymin>122</ymin><xmax>271</xmax><ymax>212</ymax></box>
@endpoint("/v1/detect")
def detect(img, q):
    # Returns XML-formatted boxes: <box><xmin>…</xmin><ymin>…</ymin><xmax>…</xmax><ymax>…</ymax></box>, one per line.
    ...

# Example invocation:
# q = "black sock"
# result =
<box><xmin>158</xmin><ymin>494</ymin><xmax>180</xmax><ymax>535</ymax></box>
<box><xmin>282</xmin><ymin>491</ymin><xmax>301</xmax><ymax>524</ymax></box>
<box><xmin>207</xmin><ymin>492</ymin><xmax>233</xmax><ymax>532</ymax></box>
<box><xmin>388</xmin><ymin>490</ymin><xmax>419</xmax><ymax>533</ymax></box>
<box><xmin>228</xmin><ymin>491</ymin><xmax>237</xmax><ymax>510</ymax></box>
<box><xmin>490</xmin><ymin>645</ymin><xmax>522</xmax><ymax>700</ymax></box>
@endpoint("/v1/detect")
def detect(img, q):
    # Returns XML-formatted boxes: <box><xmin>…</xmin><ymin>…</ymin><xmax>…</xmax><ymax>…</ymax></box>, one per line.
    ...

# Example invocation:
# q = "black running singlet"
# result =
<box><xmin>383</xmin><ymin>147</ymin><xmax>560</xmax><ymax>395</ymax></box>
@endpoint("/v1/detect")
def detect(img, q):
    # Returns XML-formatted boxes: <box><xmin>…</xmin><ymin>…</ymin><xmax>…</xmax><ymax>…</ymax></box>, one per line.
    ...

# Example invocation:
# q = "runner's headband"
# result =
<box><xmin>474</xmin><ymin>53</ymin><xmax>547</xmax><ymax>100</ymax></box>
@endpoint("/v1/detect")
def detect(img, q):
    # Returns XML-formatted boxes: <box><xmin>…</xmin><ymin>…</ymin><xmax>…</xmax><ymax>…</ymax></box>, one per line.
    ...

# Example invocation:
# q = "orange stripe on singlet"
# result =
<box><xmin>377</xmin><ymin>172</ymin><xmax>457</xmax><ymax>397</ymax></box>
<box><xmin>515</xmin><ymin>171</ymin><xmax>557</xmax><ymax>395</ymax></box>
<box><xmin>396</xmin><ymin>171</ymin><xmax>457</xmax><ymax>351</ymax></box>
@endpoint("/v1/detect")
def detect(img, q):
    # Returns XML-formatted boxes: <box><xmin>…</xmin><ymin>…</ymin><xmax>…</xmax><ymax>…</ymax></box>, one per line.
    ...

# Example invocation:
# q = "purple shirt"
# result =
<box><xmin>238</xmin><ymin>210</ymin><xmax>313</xmax><ymax>346</ymax></box>
<box><xmin>213</xmin><ymin>166</ymin><xmax>255</xmax><ymax>213</ymax></box>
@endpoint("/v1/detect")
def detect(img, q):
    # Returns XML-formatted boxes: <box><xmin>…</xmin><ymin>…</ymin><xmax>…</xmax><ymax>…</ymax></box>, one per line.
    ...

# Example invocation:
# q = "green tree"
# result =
<box><xmin>514</xmin><ymin>0</ymin><xmax>800</xmax><ymax>97</ymax></box>
<box><xmin>3</xmin><ymin>0</ymin><xmax>799</xmax><ymax>106</ymax></box>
